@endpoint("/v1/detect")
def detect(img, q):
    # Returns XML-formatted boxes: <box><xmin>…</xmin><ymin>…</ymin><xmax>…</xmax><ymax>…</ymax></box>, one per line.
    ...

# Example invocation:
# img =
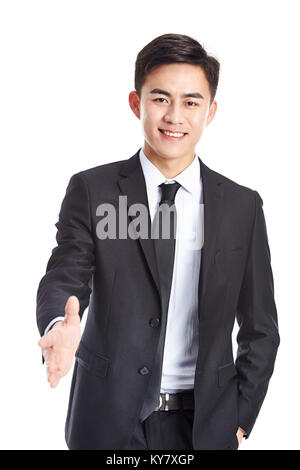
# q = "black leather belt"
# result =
<box><xmin>155</xmin><ymin>390</ymin><xmax>194</xmax><ymax>411</ymax></box>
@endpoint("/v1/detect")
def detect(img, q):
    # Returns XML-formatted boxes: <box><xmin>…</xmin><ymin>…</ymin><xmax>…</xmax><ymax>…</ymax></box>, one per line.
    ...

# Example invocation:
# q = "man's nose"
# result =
<box><xmin>164</xmin><ymin>103</ymin><xmax>184</xmax><ymax>125</ymax></box>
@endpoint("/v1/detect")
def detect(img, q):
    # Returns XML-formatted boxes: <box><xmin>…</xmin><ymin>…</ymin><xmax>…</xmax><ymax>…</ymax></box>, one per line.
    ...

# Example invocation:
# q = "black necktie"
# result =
<box><xmin>139</xmin><ymin>181</ymin><xmax>181</xmax><ymax>422</ymax></box>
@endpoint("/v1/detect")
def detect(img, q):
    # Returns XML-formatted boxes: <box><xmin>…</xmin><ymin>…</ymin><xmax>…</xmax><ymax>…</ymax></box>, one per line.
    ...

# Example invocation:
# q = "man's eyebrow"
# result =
<box><xmin>149</xmin><ymin>88</ymin><xmax>204</xmax><ymax>99</ymax></box>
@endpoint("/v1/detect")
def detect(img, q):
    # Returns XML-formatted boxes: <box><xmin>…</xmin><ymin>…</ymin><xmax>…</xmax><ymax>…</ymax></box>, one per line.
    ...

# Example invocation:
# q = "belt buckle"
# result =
<box><xmin>164</xmin><ymin>393</ymin><xmax>169</xmax><ymax>411</ymax></box>
<box><xmin>160</xmin><ymin>393</ymin><xmax>170</xmax><ymax>411</ymax></box>
<box><xmin>159</xmin><ymin>395</ymin><xmax>163</xmax><ymax>409</ymax></box>
<box><xmin>155</xmin><ymin>395</ymin><xmax>163</xmax><ymax>411</ymax></box>
<box><xmin>156</xmin><ymin>393</ymin><xmax>170</xmax><ymax>411</ymax></box>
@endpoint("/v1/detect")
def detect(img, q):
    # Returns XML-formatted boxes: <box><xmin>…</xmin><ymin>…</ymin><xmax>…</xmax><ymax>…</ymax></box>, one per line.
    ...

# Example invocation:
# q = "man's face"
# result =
<box><xmin>129</xmin><ymin>63</ymin><xmax>217</xmax><ymax>163</ymax></box>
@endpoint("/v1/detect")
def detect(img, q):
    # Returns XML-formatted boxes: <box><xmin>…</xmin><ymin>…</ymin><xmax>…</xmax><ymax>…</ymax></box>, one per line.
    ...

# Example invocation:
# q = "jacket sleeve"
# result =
<box><xmin>36</xmin><ymin>172</ymin><xmax>96</xmax><ymax>337</ymax></box>
<box><xmin>235</xmin><ymin>190</ymin><xmax>280</xmax><ymax>437</ymax></box>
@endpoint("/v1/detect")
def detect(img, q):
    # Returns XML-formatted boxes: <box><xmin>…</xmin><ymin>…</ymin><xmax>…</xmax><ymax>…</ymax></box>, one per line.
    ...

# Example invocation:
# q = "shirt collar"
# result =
<box><xmin>139</xmin><ymin>147</ymin><xmax>201</xmax><ymax>196</ymax></box>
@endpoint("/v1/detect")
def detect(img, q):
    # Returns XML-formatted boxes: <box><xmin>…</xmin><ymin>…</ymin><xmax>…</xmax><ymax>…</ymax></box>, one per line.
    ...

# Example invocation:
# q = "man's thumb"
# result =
<box><xmin>64</xmin><ymin>295</ymin><xmax>80</xmax><ymax>326</ymax></box>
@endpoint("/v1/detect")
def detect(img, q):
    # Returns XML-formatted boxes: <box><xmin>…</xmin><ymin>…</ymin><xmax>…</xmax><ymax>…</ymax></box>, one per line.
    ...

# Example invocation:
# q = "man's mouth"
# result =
<box><xmin>158</xmin><ymin>129</ymin><xmax>188</xmax><ymax>139</ymax></box>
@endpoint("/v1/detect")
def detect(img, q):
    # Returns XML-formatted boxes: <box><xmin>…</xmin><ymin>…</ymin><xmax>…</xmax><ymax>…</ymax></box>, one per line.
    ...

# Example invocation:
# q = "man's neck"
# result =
<box><xmin>143</xmin><ymin>146</ymin><xmax>195</xmax><ymax>179</ymax></box>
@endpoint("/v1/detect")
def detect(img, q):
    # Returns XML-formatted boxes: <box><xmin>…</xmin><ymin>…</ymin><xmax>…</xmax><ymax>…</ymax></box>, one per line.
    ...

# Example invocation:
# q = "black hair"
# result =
<box><xmin>135</xmin><ymin>33</ymin><xmax>220</xmax><ymax>102</ymax></box>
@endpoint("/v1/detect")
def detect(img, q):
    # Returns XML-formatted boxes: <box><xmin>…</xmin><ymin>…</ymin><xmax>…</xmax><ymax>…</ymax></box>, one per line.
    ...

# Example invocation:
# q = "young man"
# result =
<box><xmin>37</xmin><ymin>33</ymin><xmax>280</xmax><ymax>450</ymax></box>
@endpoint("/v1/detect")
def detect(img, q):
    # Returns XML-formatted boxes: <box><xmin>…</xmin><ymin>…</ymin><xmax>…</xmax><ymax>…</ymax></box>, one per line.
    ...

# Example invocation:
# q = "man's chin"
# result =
<box><xmin>156</xmin><ymin>148</ymin><xmax>192</xmax><ymax>162</ymax></box>
<box><xmin>144</xmin><ymin>140</ymin><xmax>194</xmax><ymax>162</ymax></box>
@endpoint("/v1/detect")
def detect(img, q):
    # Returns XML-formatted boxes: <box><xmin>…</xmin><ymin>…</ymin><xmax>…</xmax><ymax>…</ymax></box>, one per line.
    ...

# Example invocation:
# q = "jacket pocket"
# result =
<box><xmin>75</xmin><ymin>340</ymin><xmax>109</xmax><ymax>378</ymax></box>
<box><xmin>218</xmin><ymin>362</ymin><xmax>237</xmax><ymax>387</ymax></box>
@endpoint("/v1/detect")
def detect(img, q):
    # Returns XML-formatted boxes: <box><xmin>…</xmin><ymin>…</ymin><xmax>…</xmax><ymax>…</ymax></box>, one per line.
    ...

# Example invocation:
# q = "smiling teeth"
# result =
<box><xmin>161</xmin><ymin>130</ymin><xmax>185</xmax><ymax>137</ymax></box>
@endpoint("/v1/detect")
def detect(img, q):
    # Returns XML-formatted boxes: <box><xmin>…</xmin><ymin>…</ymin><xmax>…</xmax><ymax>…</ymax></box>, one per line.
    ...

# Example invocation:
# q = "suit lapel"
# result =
<box><xmin>198</xmin><ymin>158</ymin><xmax>225</xmax><ymax>310</ymax></box>
<box><xmin>118</xmin><ymin>149</ymin><xmax>161</xmax><ymax>296</ymax></box>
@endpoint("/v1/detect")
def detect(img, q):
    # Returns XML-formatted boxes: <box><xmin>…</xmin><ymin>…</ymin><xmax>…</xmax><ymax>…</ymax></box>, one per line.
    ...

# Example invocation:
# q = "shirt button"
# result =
<box><xmin>149</xmin><ymin>317</ymin><xmax>160</xmax><ymax>328</ymax></box>
<box><xmin>138</xmin><ymin>366</ymin><xmax>149</xmax><ymax>376</ymax></box>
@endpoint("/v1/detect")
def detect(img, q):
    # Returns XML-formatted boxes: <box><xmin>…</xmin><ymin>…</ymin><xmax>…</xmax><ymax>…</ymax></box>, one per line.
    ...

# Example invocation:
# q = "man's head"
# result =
<box><xmin>129</xmin><ymin>34</ymin><xmax>220</xmax><ymax>168</ymax></box>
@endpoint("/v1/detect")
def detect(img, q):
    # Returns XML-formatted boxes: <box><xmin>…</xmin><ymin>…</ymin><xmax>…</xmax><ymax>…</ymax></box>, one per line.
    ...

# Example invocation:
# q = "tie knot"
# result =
<box><xmin>159</xmin><ymin>181</ymin><xmax>181</xmax><ymax>206</ymax></box>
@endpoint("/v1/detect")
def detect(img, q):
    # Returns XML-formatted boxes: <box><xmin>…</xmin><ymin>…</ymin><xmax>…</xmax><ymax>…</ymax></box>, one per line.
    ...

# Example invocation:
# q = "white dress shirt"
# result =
<box><xmin>45</xmin><ymin>148</ymin><xmax>203</xmax><ymax>394</ymax></box>
<box><xmin>139</xmin><ymin>147</ymin><xmax>203</xmax><ymax>393</ymax></box>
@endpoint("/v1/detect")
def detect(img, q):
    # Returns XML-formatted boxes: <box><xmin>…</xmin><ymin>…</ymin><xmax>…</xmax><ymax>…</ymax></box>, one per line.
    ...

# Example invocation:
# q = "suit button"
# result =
<box><xmin>139</xmin><ymin>366</ymin><xmax>149</xmax><ymax>375</ymax></box>
<box><xmin>149</xmin><ymin>317</ymin><xmax>160</xmax><ymax>328</ymax></box>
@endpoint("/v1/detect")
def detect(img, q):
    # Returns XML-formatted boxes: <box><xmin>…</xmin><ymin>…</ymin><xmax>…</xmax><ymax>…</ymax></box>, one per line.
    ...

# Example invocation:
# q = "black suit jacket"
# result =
<box><xmin>36</xmin><ymin>148</ymin><xmax>280</xmax><ymax>450</ymax></box>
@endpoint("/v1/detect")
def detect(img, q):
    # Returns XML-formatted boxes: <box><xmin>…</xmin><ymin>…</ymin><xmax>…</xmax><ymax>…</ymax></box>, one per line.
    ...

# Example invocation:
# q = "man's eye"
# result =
<box><xmin>153</xmin><ymin>98</ymin><xmax>198</xmax><ymax>106</ymax></box>
<box><xmin>153</xmin><ymin>98</ymin><xmax>167</xmax><ymax>103</ymax></box>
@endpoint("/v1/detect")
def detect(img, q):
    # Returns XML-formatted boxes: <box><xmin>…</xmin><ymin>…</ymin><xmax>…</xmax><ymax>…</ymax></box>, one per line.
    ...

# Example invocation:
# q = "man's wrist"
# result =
<box><xmin>44</xmin><ymin>316</ymin><xmax>65</xmax><ymax>335</ymax></box>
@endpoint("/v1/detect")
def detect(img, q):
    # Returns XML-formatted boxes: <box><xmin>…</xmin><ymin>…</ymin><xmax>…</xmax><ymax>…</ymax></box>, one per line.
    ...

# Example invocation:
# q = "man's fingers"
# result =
<box><xmin>46</xmin><ymin>359</ymin><xmax>64</xmax><ymax>387</ymax></box>
<box><xmin>45</xmin><ymin>348</ymin><xmax>70</xmax><ymax>387</ymax></box>
<box><xmin>47</xmin><ymin>370</ymin><xmax>61</xmax><ymax>388</ymax></box>
<box><xmin>49</xmin><ymin>378</ymin><xmax>59</xmax><ymax>388</ymax></box>
<box><xmin>64</xmin><ymin>295</ymin><xmax>80</xmax><ymax>327</ymax></box>
<box><xmin>47</xmin><ymin>362</ymin><xmax>69</xmax><ymax>387</ymax></box>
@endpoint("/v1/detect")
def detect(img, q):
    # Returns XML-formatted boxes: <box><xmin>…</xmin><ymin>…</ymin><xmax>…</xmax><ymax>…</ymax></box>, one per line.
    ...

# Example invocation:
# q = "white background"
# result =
<box><xmin>0</xmin><ymin>0</ymin><xmax>299</xmax><ymax>450</ymax></box>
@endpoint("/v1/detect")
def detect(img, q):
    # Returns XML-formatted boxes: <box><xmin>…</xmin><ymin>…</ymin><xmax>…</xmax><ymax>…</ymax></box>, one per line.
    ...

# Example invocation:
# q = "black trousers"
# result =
<box><xmin>125</xmin><ymin>409</ymin><xmax>194</xmax><ymax>450</ymax></box>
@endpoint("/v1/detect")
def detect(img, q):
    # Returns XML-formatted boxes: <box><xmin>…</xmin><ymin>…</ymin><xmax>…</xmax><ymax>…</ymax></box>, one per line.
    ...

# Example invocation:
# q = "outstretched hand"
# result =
<box><xmin>38</xmin><ymin>296</ymin><xmax>81</xmax><ymax>388</ymax></box>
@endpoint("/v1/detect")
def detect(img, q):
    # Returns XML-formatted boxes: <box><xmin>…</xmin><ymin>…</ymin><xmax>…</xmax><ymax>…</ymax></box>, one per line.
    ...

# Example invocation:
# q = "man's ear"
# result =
<box><xmin>206</xmin><ymin>100</ymin><xmax>217</xmax><ymax>126</ymax></box>
<box><xmin>128</xmin><ymin>91</ymin><xmax>141</xmax><ymax>119</ymax></box>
